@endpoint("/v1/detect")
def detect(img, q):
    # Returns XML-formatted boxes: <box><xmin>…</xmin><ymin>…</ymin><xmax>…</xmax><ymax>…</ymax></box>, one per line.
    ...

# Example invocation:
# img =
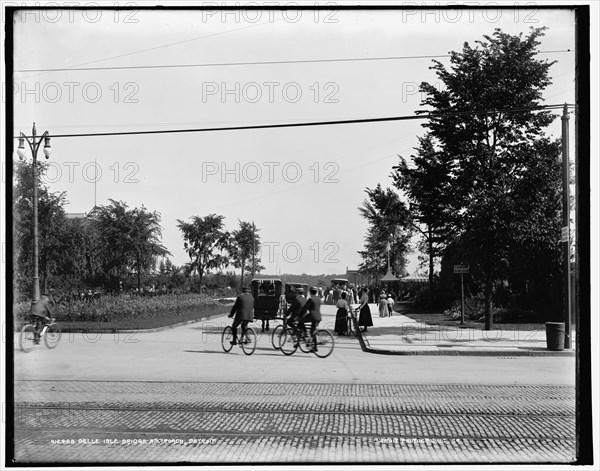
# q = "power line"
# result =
<box><xmin>15</xmin><ymin>19</ymin><xmax>282</xmax><ymax>79</ymax></box>
<box><xmin>15</xmin><ymin>50</ymin><xmax>571</xmax><ymax>74</ymax></box>
<box><xmin>14</xmin><ymin>104</ymin><xmax>571</xmax><ymax>140</ymax></box>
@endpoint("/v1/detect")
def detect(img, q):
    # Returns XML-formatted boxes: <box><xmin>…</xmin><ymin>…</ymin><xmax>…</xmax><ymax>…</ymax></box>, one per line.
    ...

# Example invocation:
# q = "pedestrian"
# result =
<box><xmin>387</xmin><ymin>294</ymin><xmax>395</xmax><ymax>317</ymax></box>
<box><xmin>356</xmin><ymin>288</ymin><xmax>373</xmax><ymax>333</ymax></box>
<box><xmin>334</xmin><ymin>291</ymin><xmax>351</xmax><ymax>336</ymax></box>
<box><xmin>378</xmin><ymin>293</ymin><xmax>388</xmax><ymax>317</ymax></box>
<box><xmin>228</xmin><ymin>286</ymin><xmax>254</xmax><ymax>345</ymax></box>
<box><xmin>324</xmin><ymin>287</ymin><xmax>332</xmax><ymax>305</ymax></box>
<box><xmin>332</xmin><ymin>286</ymin><xmax>341</xmax><ymax>304</ymax></box>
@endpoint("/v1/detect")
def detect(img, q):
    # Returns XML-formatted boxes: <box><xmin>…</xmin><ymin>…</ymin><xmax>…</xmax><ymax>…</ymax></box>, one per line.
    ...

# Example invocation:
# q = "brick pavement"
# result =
<box><xmin>12</xmin><ymin>380</ymin><xmax>576</xmax><ymax>464</ymax></box>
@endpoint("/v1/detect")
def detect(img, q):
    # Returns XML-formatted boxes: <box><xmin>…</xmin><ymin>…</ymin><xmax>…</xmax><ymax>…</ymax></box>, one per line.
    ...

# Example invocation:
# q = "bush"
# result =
<box><xmin>443</xmin><ymin>295</ymin><xmax>495</xmax><ymax>321</ymax></box>
<box><xmin>412</xmin><ymin>285</ymin><xmax>454</xmax><ymax>310</ymax></box>
<box><xmin>442</xmin><ymin>295</ymin><xmax>545</xmax><ymax>324</ymax></box>
<box><xmin>13</xmin><ymin>293</ymin><xmax>221</xmax><ymax>328</ymax></box>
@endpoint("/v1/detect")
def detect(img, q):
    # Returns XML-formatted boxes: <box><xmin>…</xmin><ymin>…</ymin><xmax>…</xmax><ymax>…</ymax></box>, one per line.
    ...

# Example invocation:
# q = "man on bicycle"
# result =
<box><xmin>228</xmin><ymin>286</ymin><xmax>254</xmax><ymax>345</ymax></box>
<box><xmin>30</xmin><ymin>293</ymin><xmax>54</xmax><ymax>344</ymax></box>
<box><xmin>286</xmin><ymin>287</ymin><xmax>308</xmax><ymax>342</ymax></box>
<box><xmin>299</xmin><ymin>287</ymin><xmax>322</xmax><ymax>352</ymax></box>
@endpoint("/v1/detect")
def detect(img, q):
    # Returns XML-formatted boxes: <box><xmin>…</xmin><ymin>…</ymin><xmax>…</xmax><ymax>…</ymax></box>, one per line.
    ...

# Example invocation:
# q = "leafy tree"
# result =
<box><xmin>417</xmin><ymin>27</ymin><xmax>560</xmax><ymax>328</ymax></box>
<box><xmin>177</xmin><ymin>214</ymin><xmax>230</xmax><ymax>288</ymax></box>
<box><xmin>229</xmin><ymin>221</ymin><xmax>264</xmax><ymax>291</ymax></box>
<box><xmin>392</xmin><ymin>134</ymin><xmax>456</xmax><ymax>289</ymax></box>
<box><xmin>93</xmin><ymin>200</ymin><xmax>170</xmax><ymax>291</ymax></box>
<box><xmin>13</xmin><ymin>160</ymin><xmax>70</xmax><ymax>298</ymax></box>
<box><xmin>358</xmin><ymin>184</ymin><xmax>412</xmax><ymax>281</ymax></box>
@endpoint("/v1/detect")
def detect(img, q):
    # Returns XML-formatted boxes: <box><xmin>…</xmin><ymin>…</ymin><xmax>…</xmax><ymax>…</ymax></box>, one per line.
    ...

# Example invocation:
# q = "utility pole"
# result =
<box><xmin>561</xmin><ymin>103</ymin><xmax>572</xmax><ymax>349</ymax></box>
<box><xmin>251</xmin><ymin>221</ymin><xmax>256</xmax><ymax>280</ymax></box>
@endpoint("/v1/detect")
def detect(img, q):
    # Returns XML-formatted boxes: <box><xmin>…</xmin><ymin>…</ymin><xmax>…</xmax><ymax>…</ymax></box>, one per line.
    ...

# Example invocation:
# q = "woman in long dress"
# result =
<box><xmin>334</xmin><ymin>292</ymin><xmax>351</xmax><ymax>335</ymax></box>
<box><xmin>378</xmin><ymin>294</ymin><xmax>388</xmax><ymax>317</ymax></box>
<box><xmin>357</xmin><ymin>289</ymin><xmax>373</xmax><ymax>332</ymax></box>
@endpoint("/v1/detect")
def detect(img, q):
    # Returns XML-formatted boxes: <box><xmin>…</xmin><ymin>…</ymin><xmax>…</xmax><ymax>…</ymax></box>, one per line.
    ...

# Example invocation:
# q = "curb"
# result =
<box><xmin>55</xmin><ymin>311</ymin><xmax>230</xmax><ymax>335</ymax></box>
<box><xmin>116</xmin><ymin>313</ymin><xmax>228</xmax><ymax>333</ymax></box>
<box><xmin>361</xmin><ymin>346</ymin><xmax>576</xmax><ymax>357</ymax></box>
<box><xmin>355</xmin><ymin>324</ymin><xmax>575</xmax><ymax>357</ymax></box>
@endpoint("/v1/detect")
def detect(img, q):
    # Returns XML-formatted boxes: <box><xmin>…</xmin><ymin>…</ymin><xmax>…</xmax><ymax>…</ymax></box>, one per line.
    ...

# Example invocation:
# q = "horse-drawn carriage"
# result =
<box><xmin>250</xmin><ymin>278</ymin><xmax>284</xmax><ymax>332</ymax></box>
<box><xmin>284</xmin><ymin>282</ymin><xmax>309</xmax><ymax>304</ymax></box>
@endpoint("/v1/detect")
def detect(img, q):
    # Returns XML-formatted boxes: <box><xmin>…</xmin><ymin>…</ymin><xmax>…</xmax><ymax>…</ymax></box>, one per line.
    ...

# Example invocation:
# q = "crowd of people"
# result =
<box><xmin>228</xmin><ymin>283</ymin><xmax>398</xmax><ymax>346</ymax></box>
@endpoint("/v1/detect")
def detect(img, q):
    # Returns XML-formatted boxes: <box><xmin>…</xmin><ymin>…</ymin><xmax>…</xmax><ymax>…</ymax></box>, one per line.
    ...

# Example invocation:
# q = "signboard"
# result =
<box><xmin>453</xmin><ymin>265</ymin><xmax>470</xmax><ymax>274</ymax></box>
<box><xmin>561</xmin><ymin>226</ymin><xmax>569</xmax><ymax>243</ymax></box>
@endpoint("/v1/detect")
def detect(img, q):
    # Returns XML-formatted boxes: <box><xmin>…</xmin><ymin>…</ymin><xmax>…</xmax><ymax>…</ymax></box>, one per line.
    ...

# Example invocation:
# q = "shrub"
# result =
<box><xmin>444</xmin><ymin>295</ymin><xmax>498</xmax><ymax>321</ymax></box>
<box><xmin>13</xmin><ymin>293</ymin><xmax>221</xmax><ymax>328</ymax></box>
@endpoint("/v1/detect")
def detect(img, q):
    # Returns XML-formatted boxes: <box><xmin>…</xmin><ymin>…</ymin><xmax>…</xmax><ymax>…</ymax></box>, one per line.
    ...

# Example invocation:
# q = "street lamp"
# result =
<box><xmin>16</xmin><ymin>122</ymin><xmax>52</xmax><ymax>304</ymax></box>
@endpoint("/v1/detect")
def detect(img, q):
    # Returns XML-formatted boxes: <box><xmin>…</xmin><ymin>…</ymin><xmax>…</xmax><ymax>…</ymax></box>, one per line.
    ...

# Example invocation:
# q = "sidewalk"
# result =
<box><xmin>356</xmin><ymin>305</ymin><xmax>575</xmax><ymax>357</ymax></box>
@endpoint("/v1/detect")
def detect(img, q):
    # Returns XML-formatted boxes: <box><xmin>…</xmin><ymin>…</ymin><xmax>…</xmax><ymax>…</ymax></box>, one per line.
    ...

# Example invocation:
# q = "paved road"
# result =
<box><xmin>11</xmin><ymin>306</ymin><xmax>577</xmax><ymax>464</ymax></box>
<box><xmin>14</xmin><ymin>380</ymin><xmax>575</xmax><ymax>463</ymax></box>
<box><xmin>13</xmin><ymin>307</ymin><xmax>575</xmax><ymax>385</ymax></box>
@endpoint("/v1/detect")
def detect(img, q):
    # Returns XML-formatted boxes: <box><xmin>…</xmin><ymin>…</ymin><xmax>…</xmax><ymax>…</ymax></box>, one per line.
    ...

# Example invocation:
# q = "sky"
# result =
<box><xmin>4</xmin><ymin>3</ymin><xmax>585</xmax><ymax>277</ymax></box>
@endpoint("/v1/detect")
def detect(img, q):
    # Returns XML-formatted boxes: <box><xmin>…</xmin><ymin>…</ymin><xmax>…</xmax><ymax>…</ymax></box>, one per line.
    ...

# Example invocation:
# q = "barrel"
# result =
<box><xmin>545</xmin><ymin>322</ymin><xmax>565</xmax><ymax>351</ymax></box>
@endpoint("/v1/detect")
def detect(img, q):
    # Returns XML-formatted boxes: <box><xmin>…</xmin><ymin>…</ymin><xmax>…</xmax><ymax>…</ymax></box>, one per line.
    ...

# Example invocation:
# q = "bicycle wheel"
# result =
<box><xmin>313</xmin><ymin>329</ymin><xmax>335</xmax><ymax>358</ymax></box>
<box><xmin>271</xmin><ymin>324</ymin><xmax>285</xmax><ymax>350</ymax></box>
<box><xmin>19</xmin><ymin>324</ymin><xmax>36</xmax><ymax>353</ymax></box>
<box><xmin>44</xmin><ymin>323</ymin><xmax>62</xmax><ymax>349</ymax></box>
<box><xmin>241</xmin><ymin>327</ymin><xmax>257</xmax><ymax>356</ymax></box>
<box><xmin>221</xmin><ymin>326</ymin><xmax>234</xmax><ymax>352</ymax></box>
<box><xmin>298</xmin><ymin>329</ymin><xmax>311</xmax><ymax>353</ymax></box>
<box><xmin>278</xmin><ymin>328</ymin><xmax>298</xmax><ymax>356</ymax></box>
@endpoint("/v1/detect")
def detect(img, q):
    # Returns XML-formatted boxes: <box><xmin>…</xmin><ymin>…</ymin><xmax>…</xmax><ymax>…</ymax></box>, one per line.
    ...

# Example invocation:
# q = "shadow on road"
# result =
<box><xmin>183</xmin><ymin>349</ymin><xmax>284</xmax><ymax>358</ymax></box>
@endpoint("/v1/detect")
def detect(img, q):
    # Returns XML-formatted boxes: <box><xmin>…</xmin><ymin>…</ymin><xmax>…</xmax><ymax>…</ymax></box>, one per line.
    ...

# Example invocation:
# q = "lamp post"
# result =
<box><xmin>16</xmin><ymin>122</ymin><xmax>52</xmax><ymax>303</ymax></box>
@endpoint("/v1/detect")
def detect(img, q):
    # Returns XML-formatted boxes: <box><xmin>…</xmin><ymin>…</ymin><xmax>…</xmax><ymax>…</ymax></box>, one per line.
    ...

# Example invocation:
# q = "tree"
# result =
<box><xmin>417</xmin><ymin>27</ymin><xmax>560</xmax><ymax>329</ymax></box>
<box><xmin>177</xmin><ymin>214</ymin><xmax>230</xmax><ymax>288</ymax></box>
<box><xmin>13</xmin><ymin>159</ymin><xmax>70</xmax><ymax>298</ymax></box>
<box><xmin>358</xmin><ymin>184</ymin><xmax>412</xmax><ymax>280</ymax></box>
<box><xmin>229</xmin><ymin>221</ymin><xmax>264</xmax><ymax>291</ymax></box>
<box><xmin>392</xmin><ymin>134</ymin><xmax>456</xmax><ymax>289</ymax></box>
<box><xmin>93</xmin><ymin>200</ymin><xmax>170</xmax><ymax>291</ymax></box>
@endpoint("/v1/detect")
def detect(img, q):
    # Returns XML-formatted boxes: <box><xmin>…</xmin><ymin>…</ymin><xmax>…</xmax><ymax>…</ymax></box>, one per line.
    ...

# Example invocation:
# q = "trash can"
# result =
<box><xmin>545</xmin><ymin>322</ymin><xmax>565</xmax><ymax>351</ymax></box>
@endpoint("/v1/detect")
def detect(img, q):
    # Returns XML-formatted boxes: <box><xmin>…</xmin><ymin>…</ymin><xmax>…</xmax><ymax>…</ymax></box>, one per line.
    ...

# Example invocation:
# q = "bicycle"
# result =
<box><xmin>278</xmin><ymin>321</ymin><xmax>334</xmax><ymax>358</ymax></box>
<box><xmin>270</xmin><ymin>322</ymin><xmax>285</xmax><ymax>350</ymax></box>
<box><xmin>221</xmin><ymin>324</ymin><xmax>257</xmax><ymax>355</ymax></box>
<box><xmin>270</xmin><ymin>317</ymin><xmax>295</xmax><ymax>350</ymax></box>
<box><xmin>19</xmin><ymin>317</ymin><xmax>62</xmax><ymax>353</ymax></box>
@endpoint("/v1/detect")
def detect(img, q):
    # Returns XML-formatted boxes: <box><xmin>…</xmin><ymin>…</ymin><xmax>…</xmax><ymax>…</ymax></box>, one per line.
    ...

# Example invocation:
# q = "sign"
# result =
<box><xmin>561</xmin><ymin>226</ymin><xmax>569</xmax><ymax>243</ymax></box>
<box><xmin>453</xmin><ymin>265</ymin><xmax>470</xmax><ymax>274</ymax></box>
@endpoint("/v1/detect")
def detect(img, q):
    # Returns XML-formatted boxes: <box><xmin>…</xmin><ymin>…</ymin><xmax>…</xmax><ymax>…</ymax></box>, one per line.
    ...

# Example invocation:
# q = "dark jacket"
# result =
<box><xmin>301</xmin><ymin>295</ymin><xmax>322</xmax><ymax>322</ymax></box>
<box><xmin>31</xmin><ymin>297</ymin><xmax>53</xmax><ymax>320</ymax></box>
<box><xmin>230</xmin><ymin>293</ymin><xmax>254</xmax><ymax>321</ymax></box>
<box><xmin>287</xmin><ymin>295</ymin><xmax>307</xmax><ymax>319</ymax></box>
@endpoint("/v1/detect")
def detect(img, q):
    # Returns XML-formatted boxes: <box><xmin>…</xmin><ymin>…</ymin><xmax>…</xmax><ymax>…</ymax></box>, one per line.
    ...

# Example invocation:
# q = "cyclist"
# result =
<box><xmin>228</xmin><ymin>286</ymin><xmax>254</xmax><ymax>345</ymax></box>
<box><xmin>30</xmin><ymin>293</ymin><xmax>54</xmax><ymax>344</ymax></box>
<box><xmin>286</xmin><ymin>287</ymin><xmax>308</xmax><ymax>343</ymax></box>
<box><xmin>299</xmin><ymin>287</ymin><xmax>322</xmax><ymax>352</ymax></box>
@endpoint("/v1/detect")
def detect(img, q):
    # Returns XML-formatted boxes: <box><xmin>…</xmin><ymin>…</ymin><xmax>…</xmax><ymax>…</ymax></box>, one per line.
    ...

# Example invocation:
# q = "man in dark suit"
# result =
<box><xmin>286</xmin><ymin>287</ymin><xmax>307</xmax><ymax>329</ymax></box>
<box><xmin>228</xmin><ymin>286</ymin><xmax>254</xmax><ymax>345</ymax></box>
<box><xmin>300</xmin><ymin>287</ymin><xmax>323</xmax><ymax>351</ymax></box>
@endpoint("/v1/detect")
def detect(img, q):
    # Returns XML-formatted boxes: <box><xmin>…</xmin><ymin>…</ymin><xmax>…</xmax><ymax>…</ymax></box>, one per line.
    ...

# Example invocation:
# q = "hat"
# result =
<box><xmin>295</xmin><ymin>287</ymin><xmax>305</xmax><ymax>293</ymax></box>
<box><xmin>241</xmin><ymin>286</ymin><xmax>250</xmax><ymax>293</ymax></box>
<box><xmin>309</xmin><ymin>286</ymin><xmax>318</xmax><ymax>293</ymax></box>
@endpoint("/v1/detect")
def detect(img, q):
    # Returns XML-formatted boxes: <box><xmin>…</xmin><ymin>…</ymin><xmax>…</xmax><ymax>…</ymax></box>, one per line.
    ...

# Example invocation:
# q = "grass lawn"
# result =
<box><xmin>399</xmin><ymin>309</ymin><xmax>545</xmax><ymax>331</ymax></box>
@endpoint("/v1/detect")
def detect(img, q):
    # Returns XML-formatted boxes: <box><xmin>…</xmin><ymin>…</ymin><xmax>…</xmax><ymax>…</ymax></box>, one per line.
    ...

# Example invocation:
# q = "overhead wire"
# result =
<box><xmin>14</xmin><ymin>104</ymin><xmax>573</xmax><ymax>140</ymax></box>
<box><xmin>14</xmin><ymin>50</ymin><xmax>572</xmax><ymax>74</ymax></box>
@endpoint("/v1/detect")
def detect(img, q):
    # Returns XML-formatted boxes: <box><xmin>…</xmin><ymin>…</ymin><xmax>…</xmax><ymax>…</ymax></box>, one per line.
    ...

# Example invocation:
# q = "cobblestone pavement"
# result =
<box><xmin>13</xmin><ymin>380</ymin><xmax>575</xmax><ymax>464</ymax></box>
